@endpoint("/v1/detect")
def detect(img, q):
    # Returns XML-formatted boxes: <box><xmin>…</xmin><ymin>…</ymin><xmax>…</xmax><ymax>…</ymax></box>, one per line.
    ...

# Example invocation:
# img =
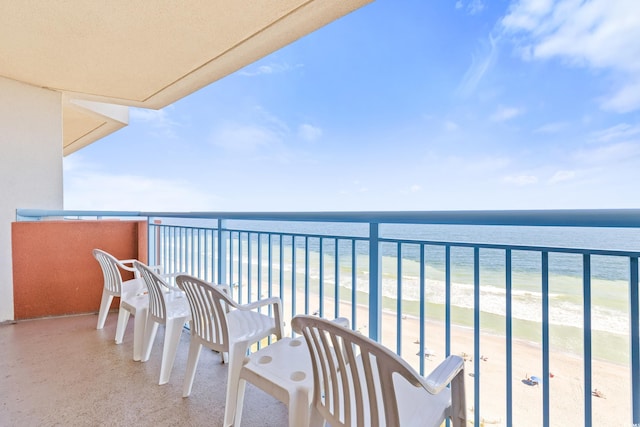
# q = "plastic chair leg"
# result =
<box><xmin>288</xmin><ymin>387</ymin><xmax>312</xmax><ymax>427</ymax></box>
<box><xmin>96</xmin><ymin>291</ymin><xmax>113</xmax><ymax>330</ymax></box>
<box><xmin>183</xmin><ymin>340</ymin><xmax>203</xmax><ymax>397</ymax></box>
<box><xmin>158</xmin><ymin>318</ymin><xmax>186</xmax><ymax>385</ymax></box>
<box><xmin>132</xmin><ymin>307</ymin><xmax>147</xmax><ymax>362</ymax></box>
<box><xmin>115</xmin><ymin>307</ymin><xmax>131</xmax><ymax>344</ymax></box>
<box><xmin>223</xmin><ymin>341</ymin><xmax>250</xmax><ymax>427</ymax></box>
<box><xmin>234</xmin><ymin>378</ymin><xmax>247</xmax><ymax>427</ymax></box>
<box><xmin>142</xmin><ymin>319</ymin><xmax>160</xmax><ymax>362</ymax></box>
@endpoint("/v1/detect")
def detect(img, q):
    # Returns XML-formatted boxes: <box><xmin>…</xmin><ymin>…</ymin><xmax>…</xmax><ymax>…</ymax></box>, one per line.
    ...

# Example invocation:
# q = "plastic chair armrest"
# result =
<box><xmin>117</xmin><ymin>259</ymin><xmax>138</xmax><ymax>272</ymax></box>
<box><xmin>148</xmin><ymin>264</ymin><xmax>164</xmax><ymax>274</ymax></box>
<box><xmin>241</xmin><ymin>297</ymin><xmax>281</xmax><ymax>311</ymax></box>
<box><xmin>421</xmin><ymin>355</ymin><xmax>465</xmax><ymax>395</ymax></box>
<box><xmin>158</xmin><ymin>271</ymin><xmax>186</xmax><ymax>290</ymax></box>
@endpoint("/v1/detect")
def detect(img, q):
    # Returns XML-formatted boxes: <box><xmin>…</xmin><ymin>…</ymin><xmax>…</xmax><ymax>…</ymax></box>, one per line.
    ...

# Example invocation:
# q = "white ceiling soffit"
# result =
<box><xmin>1</xmin><ymin>0</ymin><xmax>372</xmax><ymax>154</ymax></box>
<box><xmin>63</xmin><ymin>99</ymin><xmax>128</xmax><ymax>156</ymax></box>
<box><xmin>1</xmin><ymin>0</ymin><xmax>373</xmax><ymax>109</ymax></box>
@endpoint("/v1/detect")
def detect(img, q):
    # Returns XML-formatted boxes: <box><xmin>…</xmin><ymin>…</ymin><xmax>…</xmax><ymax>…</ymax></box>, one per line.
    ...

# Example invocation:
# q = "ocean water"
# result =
<box><xmin>165</xmin><ymin>220</ymin><xmax>640</xmax><ymax>363</ymax></box>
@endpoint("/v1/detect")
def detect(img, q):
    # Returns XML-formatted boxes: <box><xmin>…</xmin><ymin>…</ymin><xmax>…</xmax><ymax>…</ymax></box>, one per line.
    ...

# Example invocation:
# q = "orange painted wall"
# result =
<box><xmin>12</xmin><ymin>220</ymin><xmax>148</xmax><ymax>320</ymax></box>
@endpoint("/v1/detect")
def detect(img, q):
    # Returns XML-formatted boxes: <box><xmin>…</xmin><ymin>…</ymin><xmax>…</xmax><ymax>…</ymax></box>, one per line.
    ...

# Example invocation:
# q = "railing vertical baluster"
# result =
<box><xmin>334</xmin><ymin>238</ymin><xmax>339</xmax><ymax>319</ymax></box>
<box><xmin>542</xmin><ymin>251</ymin><xmax>550</xmax><ymax>427</ymax></box>
<box><xmin>630</xmin><ymin>256</ymin><xmax>640</xmax><ymax>425</ymax></box>
<box><xmin>247</xmin><ymin>233</ymin><xmax>253</xmax><ymax>303</ymax></box>
<box><xmin>396</xmin><ymin>243</ymin><xmax>402</xmax><ymax>355</ymax></box>
<box><xmin>208</xmin><ymin>229</ymin><xmax>214</xmax><ymax>282</ymax></box>
<box><xmin>170</xmin><ymin>227</ymin><xmax>176</xmax><ymax>274</ymax></box>
<box><xmin>217</xmin><ymin>219</ymin><xmax>227</xmax><ymax>284</ymax></box>
<box><xmin>268</xmin><ymin>234</ymin><xmax>273</xmax><ymax>300</ymax></box>
<box><xmin>279</xmin><ymin>235</ymin><xmax>284</xmax><ymax>308</ymax></box>
<box><xmin>474</xmin><ymin>247</ymin><xmax>480</xmax><ymax>427</ymax></box>
<box><xmin>191</xmin><ymin>228</ymin><xmax>196</xmax><ymax>275</ymax></box>
<box><xmin>267</xmin><ymin>234</ymin><xmax>273</xmax><ymax>343</ymax></box>
<box><xmin>352</xmin><ymin>239</ymin><xmax>357</xmax><ymax>330</ymax></box>
<box><xmin>229</xmin><ymin>231</ymin><xmax>235</xmax><ymax>286</ymax></box>
<box><xmin>258</xmin><ymin>233</ymin><xmax>263</xmax><ymax>310</ymax></box>
<box><xmin>305</xmin><ymin>236</ymin><xmax>310</xmax><ymax>315</ymax></box>
<box><xmin>419</xmin><ymin>243</ymin><xmax>425</xmax><ymax>376</ymax></box>
<box><xmin>583</xmin><ymin>254</ymin><xmax>592</xmax><ymax>427</ymax></box>
<box><xmin>147</xmin><ymin>220</ymin><xmax>154</xmax><ymax>266</ymax></box>
<box><xmin>445</xmin><ymin>245</ymin><xmax>451</xmax><ymax>357</ymax></box>
<box><xmin>319</xmin><ymin>238</ymin><xmax>324</xmax><ymax>318</ymax></box>
<box><xmin>291</xmin><ymin>236</ymin><xmax>297</xmax><ymax>319</ymax></box>
<box><xmin>198</xmin><ymin>229</ymin><xmax>203</xmax><ymax>278</ymax></box>
<box><xmin>506</xmin><ymin>249</ymin><xmax>513</xmax><ymax>427</ymax></box>
<box><xmin>369</xmin><ymin>222</ymin><xmax>381</xmax><ymax>342</ymax></box>
<box><xmin>180</xmin><ymin>227</ymin><xmax>185</xmax><ymax>273</ymax></box>
<box><xmin>237</xmin><ymin>233</ymin><xmax>243</xmax><ymax>304</ymax></box>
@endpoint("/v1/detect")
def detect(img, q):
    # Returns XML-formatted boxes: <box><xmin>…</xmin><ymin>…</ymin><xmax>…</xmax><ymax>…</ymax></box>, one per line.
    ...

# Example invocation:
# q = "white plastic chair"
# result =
<box><xmin>134</xmin><ymin>261</ymin><xmax>191</xmax><ymax>385</ymax></box>
<box><xmin>94</xmin><ymin>249</ymin><xmax>151</xmax><ymax>362</ymax></box>
<box><xmin>93</xmin><ymin>248</ymin><xmax>145</xmax><ymax>332</ymax></box>
<box><xmin>291</xmin><ymin>315</ymin><xmax>467</xmax><ymax>427</ymax></box>
<box><xmin>175</xmin><ymin>274</ymin><xmax>284</xmax><ymax>427</ymax></box>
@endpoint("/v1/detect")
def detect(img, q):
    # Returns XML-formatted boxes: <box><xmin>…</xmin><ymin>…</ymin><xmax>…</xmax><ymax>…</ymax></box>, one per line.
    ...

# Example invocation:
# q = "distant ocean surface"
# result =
<box><xmin>174</xmin><ymin>219</ymin><xmax>640</xmax><ymax>363</ymax></box>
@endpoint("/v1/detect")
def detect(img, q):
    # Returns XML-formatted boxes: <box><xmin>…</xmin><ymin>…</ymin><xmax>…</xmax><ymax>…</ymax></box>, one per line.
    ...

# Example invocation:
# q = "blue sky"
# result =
<box><xmin>64</xmin><ymin>0</ymin><xmax>640</xmax><ymax>212</ymax></box>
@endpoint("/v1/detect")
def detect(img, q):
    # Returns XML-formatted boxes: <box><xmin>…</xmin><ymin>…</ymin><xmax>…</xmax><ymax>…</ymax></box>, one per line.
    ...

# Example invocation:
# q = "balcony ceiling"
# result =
<box><xmin>0</xmin><ymin>0</ymin><xmax>371</xmax><ymax>155</ymax></box>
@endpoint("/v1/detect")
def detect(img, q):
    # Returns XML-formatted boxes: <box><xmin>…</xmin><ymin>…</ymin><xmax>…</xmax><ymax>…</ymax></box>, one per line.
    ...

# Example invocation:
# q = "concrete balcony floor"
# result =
<box><xmin>0</xmin><ymin>313</ymin><xmax>288</xmax><ymax>426</ymax></box>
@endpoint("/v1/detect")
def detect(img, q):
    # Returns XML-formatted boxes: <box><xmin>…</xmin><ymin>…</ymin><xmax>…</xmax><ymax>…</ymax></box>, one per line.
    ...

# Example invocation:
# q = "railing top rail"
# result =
<box><xmin>16</xmin><ymin>208</ymin><xmax>640</xmax><ymax>228</ymax></box>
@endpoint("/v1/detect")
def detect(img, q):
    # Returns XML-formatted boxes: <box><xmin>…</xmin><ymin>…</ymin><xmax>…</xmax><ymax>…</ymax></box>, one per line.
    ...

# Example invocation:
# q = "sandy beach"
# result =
<box><xmin>270</xmin><ymin>289</ymin><xmax>633</xmax><ymax>426</ymax></box>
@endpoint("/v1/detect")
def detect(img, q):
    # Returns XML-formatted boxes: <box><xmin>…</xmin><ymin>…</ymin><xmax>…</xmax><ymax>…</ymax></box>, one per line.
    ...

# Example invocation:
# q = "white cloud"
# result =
<box><xmin>574</xmin><ymin>141</ymin><xmax>640</xmax><ymax>164</ymax></box>
<box><xmin>455</xmin><ymin>0</ymin><xmax>486</xmax><ymax>14</ymax></box>
<box><xmin>64</xmin><ymin>169</ymin><xmax>219</xmax><ymax>211</ymax></box>
<box><xmin>239</xmin><ymin>62</ymin><xmax>301</xmax><ymax>77</ymax></box>
<box><xmin>548</xmin><ymin>170</ymin><xmax>575</xmax><ymax>184</ymax></box>
<box><xmin>410</xmin><ymin>184</ymin><xmax>421</xmax><ymax>192</ymax></box>
<box><xmin>501</xmin><ymin>0</ymin><xmax>640</xmax><ymax>112</ymax></box>
<box><xmin>298</xmin><ymin>124</ymin><xmax>323</xmax><ymax>142</ymax></box>
<box><xmin>589</xmin><ymin>123</ymin><xmax>640</xmax><ymax>143</ymax></box>
<box><xmin>490</xmin><ymin>106</ymin><xmax>524</xmax><ymax>122</ymax></box>
<box><xmin>456</xmin><ymin>35</ymin><xmax>498</xmax><ymax>97</ymax></box>
<box><xmin>601</xmin><ymin>79</ymin><xmax>640</xmax><ymax>113</ymax></box>
<box><xmin>535</xmin><ymin>121</ymin><xmax>569</xmax><ymax>133</ymax></box>
<box><xmin>129</xmin><ymin>106</ymin><xmax>180</xmax><ymax>138</ymax></box>
<box><xmin>467</xmin><ymin>0</ymin><xmax>485</xmax><ymax>14</ymax></box>
<box><xmin>444</xmin><ymin>120</ymin><xmax>459</xmax><ymax>131</ymax></box>
<box><xmin>129</xmin><ymin>107</ymin><xmax>179</xmax><ymax>138</ymax></box>
<box><xmin>210</xmin><ymin>123</ymin><xmax>282</xmax><ymax>152</ymax></box>
<box><xmin>504</xmin><ymin>174</ymin><xmax>538</xmax><ymax>185</ymax></box>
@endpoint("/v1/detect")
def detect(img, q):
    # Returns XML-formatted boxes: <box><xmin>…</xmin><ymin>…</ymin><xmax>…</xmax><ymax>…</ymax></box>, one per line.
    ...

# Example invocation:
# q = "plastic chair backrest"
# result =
<box><xmin>292</xmin><ymin>315</ymin><xmax>428</xmax><ymax>427</ymax></box>
<box><xmin>176</xmin><ymin>274</ymin><xmax>235</xmax><ymax>351</ymax></box>
<box><xmin>93</xmin><ymin>249</ymin><xmax>125</xmax><ymax>295</ymax></box>
<box><xmin>134</xmin><ymin>261</ymin><xmax>169</xmax><ymax>322</ymax></box>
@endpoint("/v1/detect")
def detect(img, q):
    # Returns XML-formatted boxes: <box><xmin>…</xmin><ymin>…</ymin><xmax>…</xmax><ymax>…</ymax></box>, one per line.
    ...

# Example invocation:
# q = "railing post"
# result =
<box><xmin>583</xmin><ymin>254</ymin><xmax>592</xmax><ymax>427</ymax></box>
<box><xmin>147</xmin><ymin>218</ymin><xmax>156</xmax><ymax>266</ymax></box>
<box><xmin>630</xmin><ymin>257</ymin><xmax>640</xmax><ymax>425</ymax></box>
<box><xmin>368</xmin><ymin>222</ymin><xmax>381</xmax><ymax>341</ymax></box>
<box><xmin>217</xmin><ymin>219</ymin><xmax>228</xmax><ymax>284</ymax></box>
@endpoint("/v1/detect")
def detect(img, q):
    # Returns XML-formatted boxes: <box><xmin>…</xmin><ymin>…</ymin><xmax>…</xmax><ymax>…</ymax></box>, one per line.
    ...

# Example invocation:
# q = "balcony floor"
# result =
<box><xmin>0</xmin><ymin>313</ymin><xmax>288</xmax><ymax>426</ymax></box>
